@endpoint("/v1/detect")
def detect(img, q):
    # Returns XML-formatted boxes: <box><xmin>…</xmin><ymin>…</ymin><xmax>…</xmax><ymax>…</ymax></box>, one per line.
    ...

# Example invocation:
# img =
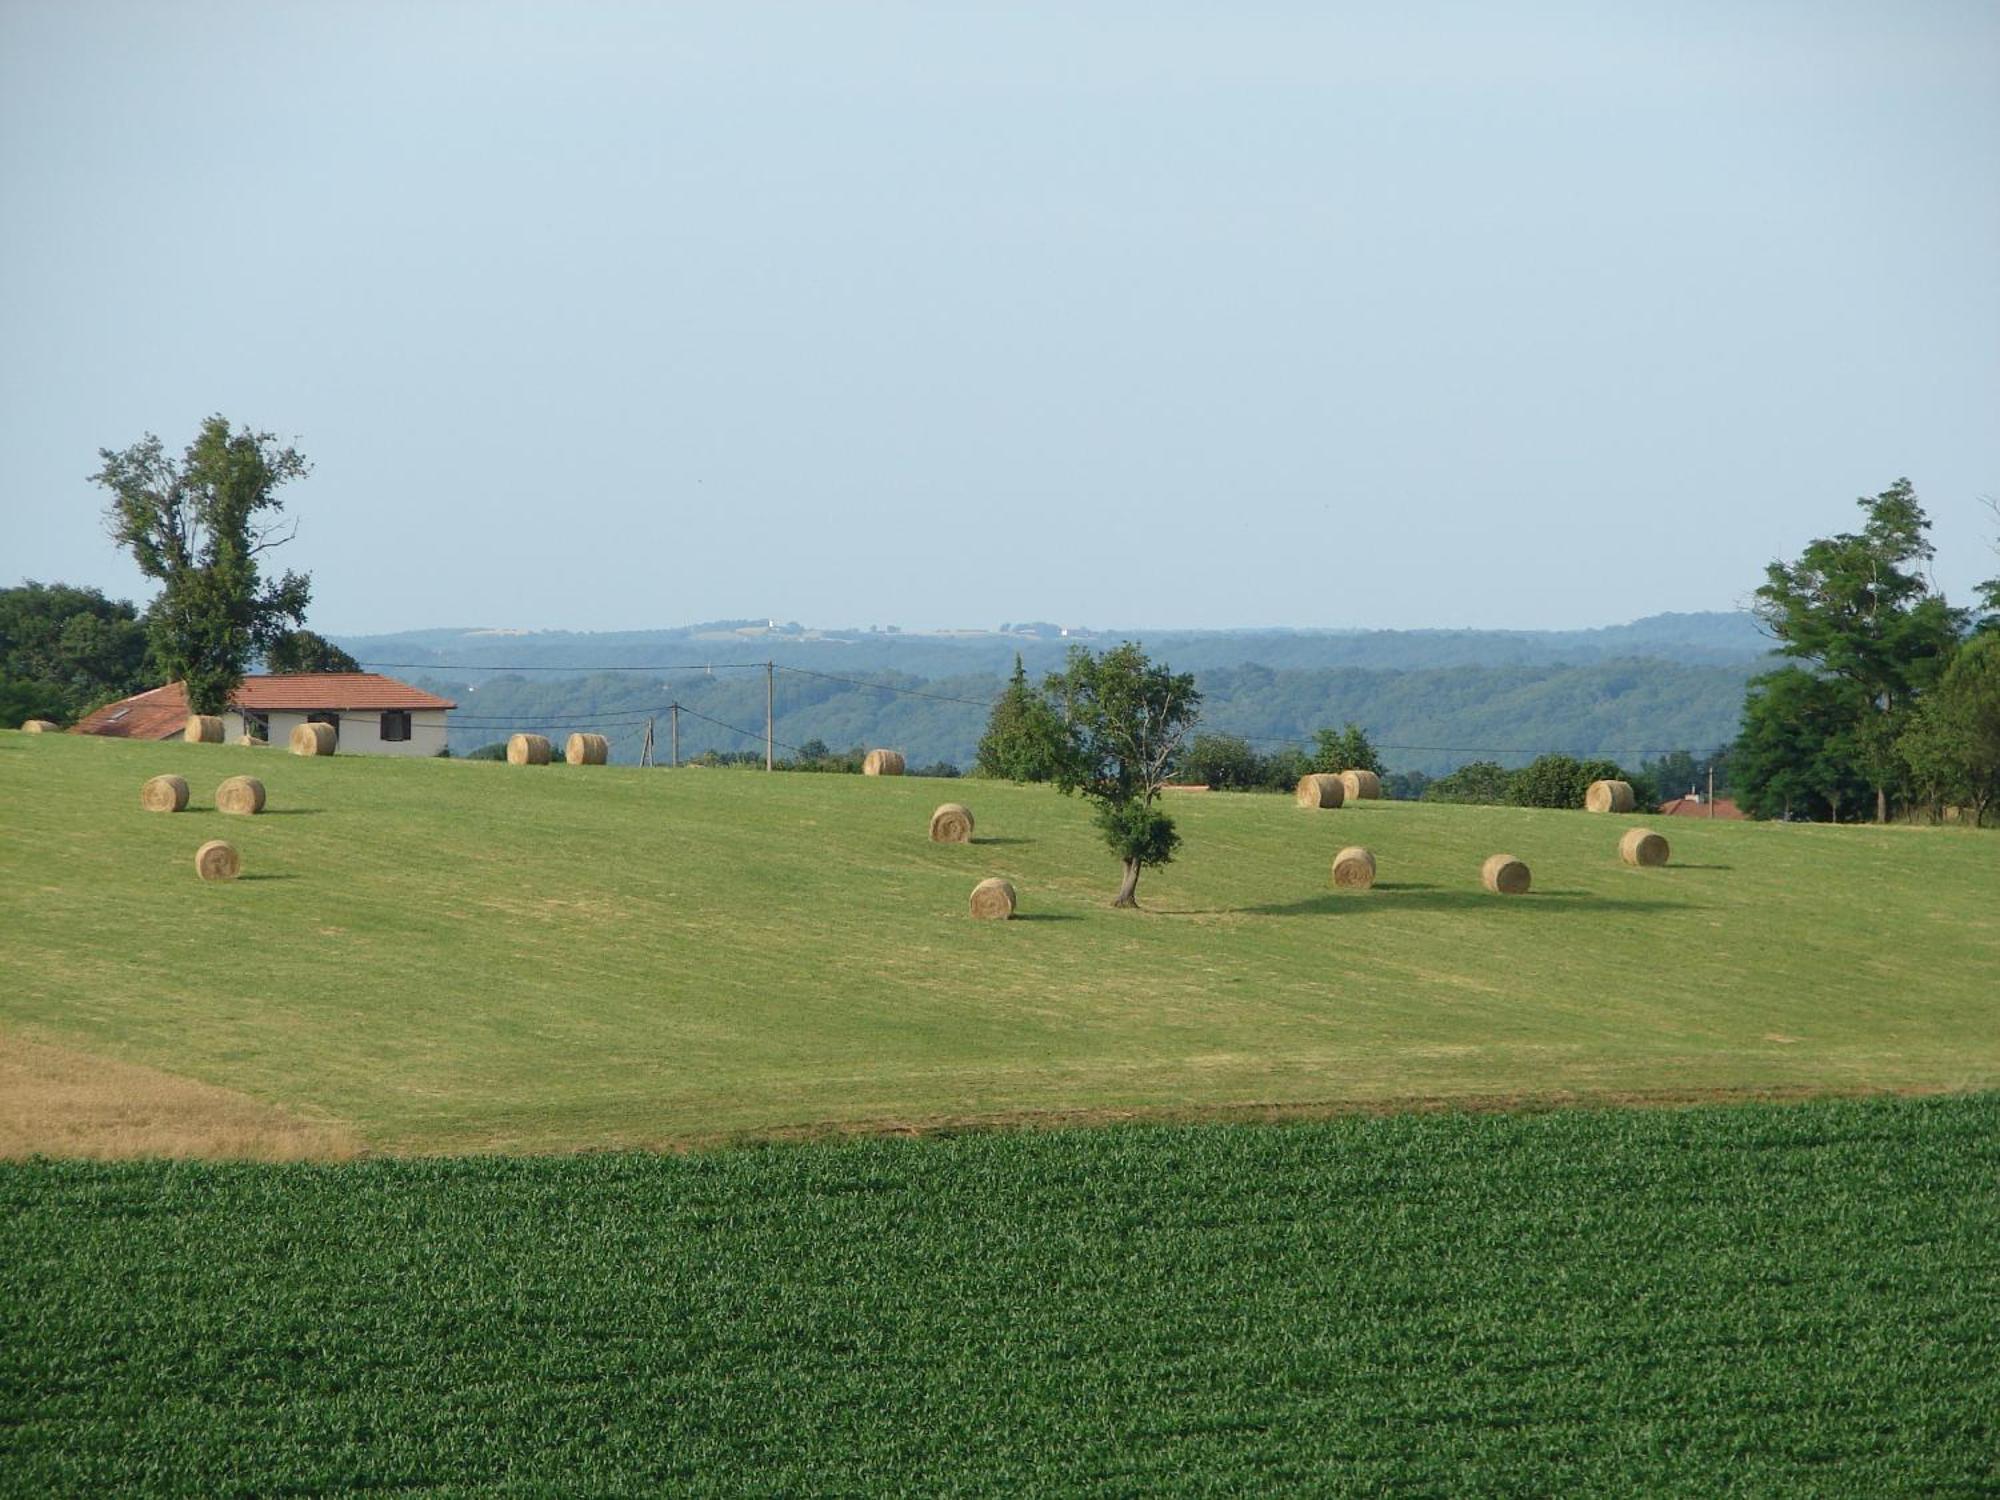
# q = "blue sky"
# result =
<box><xmin>2</xmin><ymin>1</ymin><xmax>1995</xmax><ymax>633</ymax></box>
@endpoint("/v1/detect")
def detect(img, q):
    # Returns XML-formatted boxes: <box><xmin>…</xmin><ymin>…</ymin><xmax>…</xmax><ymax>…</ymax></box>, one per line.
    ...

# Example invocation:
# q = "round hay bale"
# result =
<box><xmin>20</xmin><ymin>719</ymin><xmax>59</xmax><ymax>733</ymax></box>
<box><xmin>929</xmin><ymin>802</ymin><xmax>975</xmax><ymax>843</ymax></box>
<box><xmin>564</xmin><ymin>732</ymin><xmax>609</xmax><ymax>766</ymax></box>
<box><xmin>506</xmin><ymin>733</ymin><xmax>552</xmax><ymax>766</ymax></box>
<box><xmin>184</xmin><ymin>715</ymin><xmax>224</xmax><ymax>744</ymax></box>
<box><xmin>1481</xmin><ymin>854</ymin><xmax>1532</xmax><ymax>895</ymax></box>
<box><xmin>1338</xmin><ymin>769</ymin><xmax>1383</xmax><ymax>802</ymax></box>
<box><xmin>863</xmin><ymin>749</ymin><xmax>906</xmax><ymax>777</ymax></box>
<box><xmin>193</xmin><ymin>839</ymin><xmax>240</xmax><ymax>882</ymax></box>
<box><xmin>289</xmin><ymin>721</ymin><xmax>337</xmax><ymax>756</ymax></box>
<box><xmin>216</xmin><ymin>775</ymin><xmax>266</xmax><ymax>816</ymax></box>
<box><xmin>1585</xmin><ymin>779</ymin><xmax>1636</xmax><ymax>814</ymax></box>
<box><xmin>1619</xmin><ymin>827</ymin><xmax>1670</xmax><ymax>868</ymax></box>
<box><xmin>969</xmin><ymin>876</ymin><xmax>1017</xmax><ymax>920</ymax></box>
<box><xmin>1331</xmin><ymin>845</ymin><xmax>1377</xmax><ymax>889</ymax></box>
<box><xmin>140</xmin><ymin>774</ymin><xmax>189</xmax><ymax>814</ymax></box>
<box><xmin>1295</xmin><ymin>773</ymin><xmax>1345</xmax><ymax>809</ymax></box>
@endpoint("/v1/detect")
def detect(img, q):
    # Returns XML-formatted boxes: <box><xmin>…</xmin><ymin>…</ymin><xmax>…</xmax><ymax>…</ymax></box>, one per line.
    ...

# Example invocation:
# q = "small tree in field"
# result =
<box><xmin>1041</xmin><ymin>643</ymin><xmax>1201</xmax><ymax>908</ymax></box>
<box><xmin>1310</xmin><ymin>722</ymin><xmax>1384</xmax><ymax>776</ymax></box>
<box><xmin>975</xmin><ymin>654</ymin><xmax>1066</xmax><ymax>781</ymax></box>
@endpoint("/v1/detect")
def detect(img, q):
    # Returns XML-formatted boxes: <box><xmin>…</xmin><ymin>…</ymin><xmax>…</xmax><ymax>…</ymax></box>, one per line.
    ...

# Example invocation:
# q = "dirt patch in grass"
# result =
<box><xmin>0</xmin><ymin>1032</ymin><xmax>359</xmax><ymax>1161</ymax></box>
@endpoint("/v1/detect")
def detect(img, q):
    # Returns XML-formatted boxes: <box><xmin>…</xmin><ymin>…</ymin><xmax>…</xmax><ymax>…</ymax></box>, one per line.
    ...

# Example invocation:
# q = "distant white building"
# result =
<box><xmin>74</xmin><ymin>673</ymin><xmax>456</xmax><ymax>756</ymax></box>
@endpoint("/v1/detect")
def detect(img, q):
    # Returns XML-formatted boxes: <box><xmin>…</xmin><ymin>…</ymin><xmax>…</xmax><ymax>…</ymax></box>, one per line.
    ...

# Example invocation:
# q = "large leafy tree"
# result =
<box><xmin>264</xmin><ymin>629</ymin><xmax>359</xmax><ymax>675</ymax></box>
<box><xmin>1733</xmin><ymin>668</ymin><xmax>1870</xmax><ymax>822</ymax></box>
<box><xmin>1041</xmin><ymin>643</ymin><xmax>1202</xmax><ymax>908</ymax></box>
<box><xmin>1753</xmin><ymin>479</ymin><xmax>1966</xmax><ymax>821</ymax></box>
<box><xmin>94</xmin><ymin>416</ymin><xmax>314</xmax><ymax>714</ymax></box>
<box><xmin>0</xmin><ymin>581</ymin><xmax>151</xmax><ymax>723</ymax></box>
<box><xmin>1899</xmin><ymin>631</ymin><xmax>2000</xmax><ymax>826</ymax></box>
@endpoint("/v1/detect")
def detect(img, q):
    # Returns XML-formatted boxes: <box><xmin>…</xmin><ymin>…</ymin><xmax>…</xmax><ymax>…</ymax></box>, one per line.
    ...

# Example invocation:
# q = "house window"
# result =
<box><xmin>243</xmin><ymin>712</ymin><xmax>270</xmax><ymax>741</ymax></box>
<box><xmin>380</xmin><ymin>711</ymin><xmax>412</xmax><ymax>742</ymax></box>
<box><xmin>308</xmin><ymin>712</ymin><xmax>340</xmax><ymax>732</ymax></box>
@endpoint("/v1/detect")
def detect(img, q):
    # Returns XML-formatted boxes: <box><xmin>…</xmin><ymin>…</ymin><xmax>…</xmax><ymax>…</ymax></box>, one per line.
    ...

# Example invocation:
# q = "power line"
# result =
<box><xmin>774</xmin><ymin>664</ymin><xmax>1000</xmax><ymax>708</ymax></box>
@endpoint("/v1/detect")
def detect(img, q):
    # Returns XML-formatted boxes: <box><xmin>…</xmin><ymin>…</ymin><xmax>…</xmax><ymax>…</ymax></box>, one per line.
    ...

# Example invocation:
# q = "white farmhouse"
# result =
<box><xmin>74</xmin><ymin>673</ymin><xmax>456</xmax><ymax>756</ymax></box>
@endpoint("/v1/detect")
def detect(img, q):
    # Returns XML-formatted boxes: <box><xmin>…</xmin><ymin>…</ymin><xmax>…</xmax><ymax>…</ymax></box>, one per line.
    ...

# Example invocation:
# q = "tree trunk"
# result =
<box><xmin>1112</xmin><ymin>859</ymin><xmax>1141</xmax><ymax>908</ymax></box>
<box><xmin>1875</xmin><ymin>784</ymin><xmax>1888</xmax><ymax>824</ymax></box>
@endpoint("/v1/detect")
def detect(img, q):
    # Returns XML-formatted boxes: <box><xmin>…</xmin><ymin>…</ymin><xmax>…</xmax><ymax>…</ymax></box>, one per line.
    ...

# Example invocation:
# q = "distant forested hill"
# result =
<box><xmin>383</xmin><ymin>624</ymin><xmax>1762</xmax><ymax>776</ymax></box>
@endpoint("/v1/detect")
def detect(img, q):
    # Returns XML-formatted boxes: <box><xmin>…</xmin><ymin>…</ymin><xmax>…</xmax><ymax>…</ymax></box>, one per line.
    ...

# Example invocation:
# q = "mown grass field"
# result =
<box><xmin>4</xmin><ymin>1093</ymin><xmax>1995</xmax><ymax>1494</ymax></box>
<box><xmin>3</xmin><ymin>729</ymin><xmax>1997</xmax><ymax>1154</ymax></box>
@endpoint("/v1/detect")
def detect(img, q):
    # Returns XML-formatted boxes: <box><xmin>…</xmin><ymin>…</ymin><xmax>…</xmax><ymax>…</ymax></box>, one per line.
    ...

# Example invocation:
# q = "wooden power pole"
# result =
<box><xmin>669</xmin><ymin>703</ymin><xmax>679</xmax><ymax>768</ymax></box>
<box><xmin>766</xmin><ymin>661</ymin><xmax>775</xmax><ymax>772</ymax></box>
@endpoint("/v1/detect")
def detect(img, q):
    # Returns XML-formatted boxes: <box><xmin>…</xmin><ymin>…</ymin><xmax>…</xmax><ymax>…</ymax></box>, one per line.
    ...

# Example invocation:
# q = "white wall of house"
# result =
<box><xmin>223</xmin><ymin>708</ymin><xmax>449</xmax><ymax>756</ymax></box>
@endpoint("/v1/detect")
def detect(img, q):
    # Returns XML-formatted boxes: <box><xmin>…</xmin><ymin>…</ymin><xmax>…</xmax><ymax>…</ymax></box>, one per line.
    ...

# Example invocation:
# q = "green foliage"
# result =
<box><xmin>974</xmin><ymin>655</ymin><xmax>1066</xmax><ymax>781</ymax></box>
<box><xmin>4</xmin><ymin>1095</ymin><xmax>1997</xmax><ymax>1494</ymax></box>
<box><xmin>1040</xmin><ymin>643</ymin><xmax>1201</xmax><ymax>905</ymax></box>
<box><xmin>1505</xmin><ymin>754</ymin><xmax>1635</xmax><ymax>810</ymax></box>
<box><xmin>1752</xmin><ymin>479</ymin><xmax>1967</xmax><ymax>820</ymax></box>
<box><xmin>1635</xmin><ymin>747</ymin><xmax>1732</xmax><ymax>806</ymax></box>
<box><xmin>1900</xmin><ymin>632</ymin><xmax>2000</xmax><ymax>824</ymax></box>
<box><xmin>1423</xmin><ymin>760</ymin><xmax>1512</xmax><ymax>804</ymax></box>
<box><xmin>1180</xmin><ymin>732</ymin><xmax>1262</xmax><ymax>790</ymax></box>
<box><xmin>1734</xmin><ymin>669</ymin><xmax>1871</xmax><ymax>821</ymax></box>
<box><xmin>264</xmin><ymin>629</ymin><xmax>360</xmax><ymax>674</ymax></box>
<box><xmin>0</xmin><ymin>581</ymin><xmax>151</xmax><ymax>724</ymax></box>
<box><xmin>93</xmin><ymin>416</ymin><xmax>315</xmax><ymax>714</ymax></box>
<box><xmin>1310</xmin><ymin>721</ymin><xmax>1385</xmax><ymax>776</ymax></box>
<box><xmin>1256</xmin><ymin>745</ymin><xmax>1313</xmax><ymax>793</ymax></box>
<box><xmin>465</xmin><ymin>742</ymin><xmax>508</xmax><ymax>761</ymax></box>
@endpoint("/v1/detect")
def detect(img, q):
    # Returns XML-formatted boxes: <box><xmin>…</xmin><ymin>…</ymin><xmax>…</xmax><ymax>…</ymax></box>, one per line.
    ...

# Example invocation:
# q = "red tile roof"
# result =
<box><xmin>73</xmin><ymin>674</ymin><xmax>455</xmax><ymax>738</ymax></box>
<box><xmin>1658</xmin><ymin>795</ymin><xmax>1744</xmax><ymax>820</ymax></box>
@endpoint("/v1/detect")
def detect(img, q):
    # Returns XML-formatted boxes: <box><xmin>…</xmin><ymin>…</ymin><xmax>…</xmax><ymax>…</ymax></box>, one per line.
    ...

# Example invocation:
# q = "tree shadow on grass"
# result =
<box><xmin>1669</xmin><ymin>862</ymin><xmax>1733</xmax><ymax>871</ymax></box>
<box><xmin>1247</xmin><ymin>887</ymin><xmax>1697</xmax><ymax>917</ymax></box>
<box><xmin>1010</xmin><ymin>911</ymin><xmax>1082</xmax><ymax>922</ymax></box>
<box><xmin>972</xmin><ymin>836</ymin><xmax>1032</xmax><ymax>846</ymax></box>
<box><xmin>259</xmin><ymin>808</ymin><xmax>324</xmax><ymax>817</ymax></box>
<box><xmin>236</xmin><ymin>873</ymin><xmax>299</xmax><ymax>882</ymax></box>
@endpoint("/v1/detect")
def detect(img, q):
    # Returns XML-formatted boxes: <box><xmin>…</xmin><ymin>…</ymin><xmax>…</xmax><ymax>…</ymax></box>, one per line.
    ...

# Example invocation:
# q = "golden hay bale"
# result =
<box><xmin>1296</xmin><ymin>773</ymin><xmax>1345</xmax><ymax>809</ymax></box>
<box><xmin>929</xmin><ymin>803</ymin><xmax>975</xmax><ymax>843</ymax></box>
<box><xmin>863</xmin><ymin>749</ymin><xmax>906</xmax><ymax>777</ymax></box>
<box><xmin>140</xmin><ymin>774</ymin><xmax>189</xmax><ymax>814</ymax></box>
<box><xmin>506</xmin><ymin>733</ymin><xmax>552</xmax><ymax>766</ymax></box>
<box><xmin>184</xmin><ymin>715</ymin><xmax>224</xmax><ymax>744</ymax></box>
<box><xmin>1585</xmin><ymin>779</ymin><xmax>1636</xmax><ymax>814</ymax></box>
<box><xmin>969</xmin><ymin>876</ymin><xmax>1017</xmax><ymax>920</ymax></box>
<box><xmin>216</xmin><ymin>775</ymin><xmax>267</xmax><ymax>816</ymax></box>
<box><xmin>1481</xmin><ymin>854</ymin><xmax>1532</xmax><ymax>895</ymax></box>
<box><xmin>20</xmin><ymin>719</ymin><xmax>60</xmax><ymax>733</ymax></box>
<box><xmin>1331</xmin><ymin>845</ymin><xmax>1377</xmax><ymax>889</ymax></box>
<box><xmin>565</xmin><ymin>732</ymin><xmax>609</xmax><ymax>766</ymax></box>
<box><xmin>234</xmin><ymin>733</ymin><xmax>267</xmax><ymax>747</ymax></box>
<box><xmin>289</xmin><ymin>721</ymin><xmax>337</xmax><ymax>756</ymax></box>
<box><xmin>194</xmin><ymin>840</ymin><xmax>241</xmax><ymax>882</ymax></box>
<box><xmin>1619</xmin><ymin>828</ymin><xmax>1670</xmax><ymax>867</ymax></box>
<box><xmin>1338</xmin><ymin>769</ymin><xmax>1383</xmax><ymax>802</ymax></box>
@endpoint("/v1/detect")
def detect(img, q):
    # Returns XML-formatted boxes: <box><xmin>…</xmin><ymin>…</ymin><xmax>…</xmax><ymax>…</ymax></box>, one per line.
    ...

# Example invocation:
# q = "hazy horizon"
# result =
<box><xmin>4</xmin><ymin>2</ymin><xmax>1996</xmax><ymax>634</ymax></box>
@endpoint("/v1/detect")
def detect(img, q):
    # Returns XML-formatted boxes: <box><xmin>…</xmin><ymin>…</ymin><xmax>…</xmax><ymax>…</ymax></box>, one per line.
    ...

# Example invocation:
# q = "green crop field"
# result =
<box><xmin>4</xmin><ymin>1094</ymin><xmax>1996</xmax><ymax>1494</ymax></box>
<box><xmin>1</xmin><ymin>729</ymin><xmax>1996</xmax><ymax>1155</ymax></box>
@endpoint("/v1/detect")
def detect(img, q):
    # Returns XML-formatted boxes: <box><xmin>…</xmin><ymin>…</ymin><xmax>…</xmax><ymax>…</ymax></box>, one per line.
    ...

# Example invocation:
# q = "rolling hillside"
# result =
<box><xmin>3</xmin><ymin>729</ymin><xmax>1993</xmax><ymax>1156</ymax></box>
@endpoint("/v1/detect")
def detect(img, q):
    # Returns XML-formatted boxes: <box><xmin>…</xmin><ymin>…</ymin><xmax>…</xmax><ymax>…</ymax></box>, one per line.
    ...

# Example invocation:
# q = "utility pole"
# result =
<box><xmin>669</xmin><ymin>703</ymin><xmax>679</xmax><ymax>768</ymax></box>
<box><xmin>766</xmin><ymin>660</ymin><xmax>775</xmax><ymax>772</ymax></box>
<box><xmin>640</xmin><ymin>716</ymin><xmax>655</xmax><ymax>768</ymax></box>
<box><xmin>1707</xmin><ymin>763</ymin><xmax>1715</xmax><ymax>818</ymax></box>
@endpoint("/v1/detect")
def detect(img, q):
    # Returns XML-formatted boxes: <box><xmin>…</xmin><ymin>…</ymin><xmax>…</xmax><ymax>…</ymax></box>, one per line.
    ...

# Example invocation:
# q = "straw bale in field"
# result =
<box><xmin>216</xmin><ymin>775</ymin><xmax>266</xmax><ymax>816</ymax></box>
<box><xmin>1331</xmin><ymin>846</ymin><xmax>1377</xmax><ymax>889</ymax></box>
<box><xmin>184</xmin><ymin>715</ymin><xmax>224</xmax><ymax>744</ymax></box>
<box><xmin>20</xmin><ymin>719</ymin><xmax>59</xmax><ymax>733</ymax></box>
<box><xmin>1481</xmin><ymin>854</ymin><xmax>1532</xmax><ymax>894</ymax></box>
<box><xmin>1296</xmin><ymin>773</ymin><xmax>1345</xmax><ymax>809</ymax></box>
<box><xmin>289</xmin><ymin>722</ymin><xmax>336</xmax><ymax>756</ymax></box>
<box><xmin>565</xmin><ymin>732</ymin><xmax>609</xmax><ymax>766</ymax></box>
<box><xmin>194</xmin><ymin>840</ymin><xmax>240</xmax><ymax>881</ymax></box>
<box><xmin>969</xmin><ymin>877</ymin><xmax>1017</xmax><ymax>920</ymax></box>
<box><xmin>930</xmin><ymin>803</ymin><xmax>975</xmax><ymax>843</ymax></box>
<box><xmin>1585</xmin><ymin>779</ymin><xmax>1636</xmax><ymax>813</ymax></box>
<box><xmin>863</xmin><ymin>749</ymin><xmax>906</xmax><ymax>776</ymax></box>
<box><xmin>235</xmin><ymin>734</ymin><xmax>266</xmax><ymax>747</ymax></box>
<box><xmin>1338</xmin><ymin>769</ymin><xmax>1382</xmax><ymax>801</ymax></box>
<box><xmin>507</xmin><ymin>733</ymin><xmax>552</xmax><ymax>765</ymax></box>
<box><xmin>140</xmin><ymin>774</ymin><xmax>189</xmax><ymax>813</ymax></box>
<box><xmin>1619</xmin><ymin>828</ymin><xmax>1669</xmax><ymax>867</ymax></box>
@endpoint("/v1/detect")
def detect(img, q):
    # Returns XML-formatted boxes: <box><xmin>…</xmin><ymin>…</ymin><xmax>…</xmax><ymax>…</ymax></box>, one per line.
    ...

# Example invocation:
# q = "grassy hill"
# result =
<box><xmin>2</xmin><ymin>729</ymin><xmax>1995</xmax><ymax>1156</ymax></box>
